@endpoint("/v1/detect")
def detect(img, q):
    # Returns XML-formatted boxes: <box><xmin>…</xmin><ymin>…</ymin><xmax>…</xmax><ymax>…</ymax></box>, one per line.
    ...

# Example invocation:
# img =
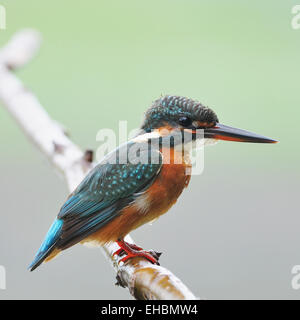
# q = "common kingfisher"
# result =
<box><xmin>29</xmin><ymin>95</ymin><xmax>277</xmax><ymax>271</ymax></box>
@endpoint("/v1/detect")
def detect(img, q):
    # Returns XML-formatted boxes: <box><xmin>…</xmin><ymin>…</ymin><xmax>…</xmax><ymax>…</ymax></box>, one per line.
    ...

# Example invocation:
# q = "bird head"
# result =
<box><xmin>140</xmin><ymin>95</ymin><xmax>277</xmax><ymax>145</ymax></box>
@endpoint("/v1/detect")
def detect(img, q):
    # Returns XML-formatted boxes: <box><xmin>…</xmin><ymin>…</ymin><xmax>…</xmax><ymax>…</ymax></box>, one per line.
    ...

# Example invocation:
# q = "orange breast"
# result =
<box><xmin>142</xmin><ymin>147</ymin><xmax>191</xmax><ymax>220</ymax></box>
<box><xmin>82</xmin><ymin>147</ymin><xmax>191</xmax><ymax>244</ymax></box>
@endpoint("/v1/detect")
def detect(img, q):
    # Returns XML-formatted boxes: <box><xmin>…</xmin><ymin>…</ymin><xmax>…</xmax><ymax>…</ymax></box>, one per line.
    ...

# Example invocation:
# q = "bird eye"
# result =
<box><xmin>178</xmin><ymin>116</ymin><xmax>192</xmax><ymax>127</ymax></box>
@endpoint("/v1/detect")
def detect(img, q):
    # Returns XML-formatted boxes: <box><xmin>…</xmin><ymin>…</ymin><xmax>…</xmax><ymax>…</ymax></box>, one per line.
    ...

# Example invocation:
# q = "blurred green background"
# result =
<box><xmin>0</xmin><ymin>0</ymin><xmax>299</xmax><ymax>299</ymax></box>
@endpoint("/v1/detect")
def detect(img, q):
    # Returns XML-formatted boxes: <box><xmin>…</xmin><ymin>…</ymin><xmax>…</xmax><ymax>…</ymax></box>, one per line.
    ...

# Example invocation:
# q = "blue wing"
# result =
<box><xmin>29</xmin><ymin>219</ymin><xmax>63</xmax><ymax>271</ymax></box>
<box><xmin>57</xmin><ymin>141</ymin><xmax>162</xmax><ymax>248</ymax></box>
<box><xmin>29</xmin><ymin>141</ymin><xmax>162</xmax><ymax>270</ymax></box>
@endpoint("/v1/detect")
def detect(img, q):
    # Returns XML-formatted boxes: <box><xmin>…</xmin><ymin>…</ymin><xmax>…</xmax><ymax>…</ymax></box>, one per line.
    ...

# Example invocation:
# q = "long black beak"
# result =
<box><xmin>204</xmin><ymin>123</ymin><xmax>278</xmax><ymax>143</ymax></box>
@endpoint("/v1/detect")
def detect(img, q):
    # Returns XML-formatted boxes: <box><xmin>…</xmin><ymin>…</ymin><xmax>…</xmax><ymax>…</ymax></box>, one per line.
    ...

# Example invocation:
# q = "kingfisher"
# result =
<box><xmin>29</xmin><ymin>95</ymin><xmax>277</xmax><ymax>271</ymax></box>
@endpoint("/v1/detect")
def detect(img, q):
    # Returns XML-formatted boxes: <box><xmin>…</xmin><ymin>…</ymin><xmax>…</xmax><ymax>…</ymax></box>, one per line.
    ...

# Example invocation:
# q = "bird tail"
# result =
<box><xmin>28</xmin><ymin>219</ymin><xmax>63</xmax><ymax>271</ymax></box>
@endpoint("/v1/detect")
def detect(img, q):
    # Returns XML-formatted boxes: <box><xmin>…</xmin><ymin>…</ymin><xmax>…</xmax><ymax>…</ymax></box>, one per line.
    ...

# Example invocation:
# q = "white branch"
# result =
<box><xmin>0</xmin><ymin>30</ymin><xmax>197</xmax><ymax>300</ymax></box>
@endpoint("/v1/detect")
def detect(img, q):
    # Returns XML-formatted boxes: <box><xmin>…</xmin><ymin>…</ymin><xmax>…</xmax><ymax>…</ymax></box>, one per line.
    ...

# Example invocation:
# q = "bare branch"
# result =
<box><xmin>0</xmin><ymin>30</ymin><xmax>197</xmax><ymax>300</ymax></box>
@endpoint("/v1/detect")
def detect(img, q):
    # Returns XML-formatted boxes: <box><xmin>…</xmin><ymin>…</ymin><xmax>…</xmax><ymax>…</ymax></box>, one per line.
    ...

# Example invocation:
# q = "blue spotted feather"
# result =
<box><xmin>29</xmin><ymin>141</ymin><xmax>162</xmax><ymax>270</ymax></box>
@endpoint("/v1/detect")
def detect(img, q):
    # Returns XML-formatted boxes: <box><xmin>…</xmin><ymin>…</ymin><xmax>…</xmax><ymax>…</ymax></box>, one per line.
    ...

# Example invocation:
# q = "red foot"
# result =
<box><xmin>113</xmin><ymin>240</ymin><xmax>161</xmax><ymax>265</ymax></box>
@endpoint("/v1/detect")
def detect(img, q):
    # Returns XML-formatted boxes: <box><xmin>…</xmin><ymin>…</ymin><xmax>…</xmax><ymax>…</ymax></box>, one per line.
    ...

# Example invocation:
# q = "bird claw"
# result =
<box><xmin>119</xmin><ymin>250</ymin><xmax>160</xmax><ymax>265</ymax></box>
<box><xmin>112</xmin><ymin>248</ymin><xmax>125</xmax><ymax>258</ymax></box>
<box><xmin>148</xmin><ymin>250</ymin><xmax>162</xmax><ymax>261</ymax></box>
<box><xmin>113</xmin><ymin>240</ymin><xmax>162</xmax><ymax>265</ymax></box>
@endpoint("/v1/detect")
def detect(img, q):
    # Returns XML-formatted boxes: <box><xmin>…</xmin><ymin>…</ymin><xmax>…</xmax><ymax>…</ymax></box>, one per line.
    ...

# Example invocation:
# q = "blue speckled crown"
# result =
<box><xmin>141</xmin><ymin>95</ymin><xmax>219</xmax><ymax>130</ymax></box>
